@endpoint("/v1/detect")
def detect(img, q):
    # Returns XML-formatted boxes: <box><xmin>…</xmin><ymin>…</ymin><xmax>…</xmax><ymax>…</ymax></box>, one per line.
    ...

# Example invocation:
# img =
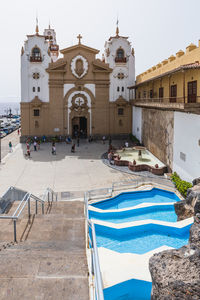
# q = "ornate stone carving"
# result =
<box><xmin>32</xmin><ymin>72</ymin><xmax>40</xmax><ymax>79</ymax></box>
<box><xmin>71</xmin><ymin>55</ymin><xmax>88</xmax><ymax>79</ymax></box>
<box><xmin>71</xmin><ymin>93</ymin><xmax>89</xmax><ymax>115</ymax></box>
<box><xmin>105</xmin><ymin>48</ymin><xmax>110</xmax><ymax>57</ymax></box>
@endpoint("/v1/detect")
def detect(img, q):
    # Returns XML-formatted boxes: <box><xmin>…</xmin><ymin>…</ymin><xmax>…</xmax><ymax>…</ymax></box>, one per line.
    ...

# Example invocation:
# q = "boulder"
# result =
<box><xmin>192</xmin><ymin>177</ymin><xmax>200</xmax><ymax>186</ymax></box>
<box><xmin>149</xmin><ymin>221</ymin><xmax>200</xmax><ymax>299</ymax></box>
<box><xmin>174</xmin><ymin>184</ymin><xmax>200</xmax><ymax>220</ymax></box>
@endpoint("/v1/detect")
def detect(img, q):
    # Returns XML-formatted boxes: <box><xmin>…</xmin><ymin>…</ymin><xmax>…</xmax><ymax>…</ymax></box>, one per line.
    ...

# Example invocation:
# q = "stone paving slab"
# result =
<box><xmin>0</xmin><ymin>140</ymin><xmax>138</xmax><ymax>197</ymax></box>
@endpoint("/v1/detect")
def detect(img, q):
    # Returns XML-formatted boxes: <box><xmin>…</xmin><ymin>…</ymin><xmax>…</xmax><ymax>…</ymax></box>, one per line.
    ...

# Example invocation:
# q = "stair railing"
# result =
<box><xmin>84</xmin><ymin>192</ymin><xmax>104</xmax><ymax>300</ymax></box>
<box><xmin>0</xmin><ymin>187</ymin><xmax>57</xmax><ymax>242</ymax></box>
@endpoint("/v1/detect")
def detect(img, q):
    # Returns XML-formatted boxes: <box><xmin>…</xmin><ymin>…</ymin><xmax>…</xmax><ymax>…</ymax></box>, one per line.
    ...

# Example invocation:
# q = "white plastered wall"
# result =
<box><xmin>21</xmin><ymin>35</ymin><xmax>50</xmax><ymax>103</ymax></box>
<box><xmin>105</xmin><ymin>37</ymin><xmax>135</xmax><ymax>102</ymax></box>
<box><xmin>132</xmin><ymin>106</ymin><xmax>142</xmax><ymax>142</ymax></box>
<box><xmin>173</xmin><ymin>111</ymin><xmax>200</xmax><ymax>182</ymax></box>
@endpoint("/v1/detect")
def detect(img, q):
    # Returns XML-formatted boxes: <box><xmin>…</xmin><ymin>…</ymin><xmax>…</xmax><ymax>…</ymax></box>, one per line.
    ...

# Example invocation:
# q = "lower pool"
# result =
<box><xmin>94</xmin><ymin>223</ymin><xmax>191</xmax><ymax>254</ymax></box>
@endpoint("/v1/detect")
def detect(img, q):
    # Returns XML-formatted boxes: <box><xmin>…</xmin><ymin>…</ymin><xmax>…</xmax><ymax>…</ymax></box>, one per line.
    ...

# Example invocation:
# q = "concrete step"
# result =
<box><xmin>0</xmin><ymin>199</ymin><xmax>89</xmax><ymax>299</ymax></box>
<box><xmin>0</xmin><ymin>277</ymin><xmax>89</xmax><ymax>300</ymax></box>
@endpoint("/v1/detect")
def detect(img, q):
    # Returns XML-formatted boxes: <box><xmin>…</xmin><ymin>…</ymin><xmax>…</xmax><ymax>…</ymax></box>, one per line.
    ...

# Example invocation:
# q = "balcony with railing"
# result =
<box><xmin>30</xmin><ymin>56</ymin><xmax>42</xmax><ymax>62</ymax></box>
<box><xmin>131</xmin><ymin>97</ymin><xmax>200</xmax><ymax>113</ymax></box>
<box><xmin>115</xmin><ymin>57</ymin><xmax>127</xmax><ymax>63</ymax></box>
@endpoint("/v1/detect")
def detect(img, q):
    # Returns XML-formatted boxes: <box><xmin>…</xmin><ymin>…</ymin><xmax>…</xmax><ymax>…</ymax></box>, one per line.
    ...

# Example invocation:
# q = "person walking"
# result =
<box><xmin>71</xmin><ymin>143</ymin><xmax>75</xmax><ymax>153</ymax></box>
<box><xmin>77</xmin><ymin>137</ymin><xmax>80</xmax><ymax>147</ymax></box>
<box><xmin>52</xmin><ymin>142</ymin><xmax>56</xmax><ymax>155</ymax></box>
<box><xmin>9</xmin><ymin>141</ymin><xmax>12</xmax><ymax>152</ymax></box>
<box><xmin>33</xmin><ymin>141</ymin><xmax>37</xmax><ymax>151</ymax></box>
<box><xmin>102</xmin><ymin>136</ymin><xmax>106</xmax><ymax>144</ymax></box>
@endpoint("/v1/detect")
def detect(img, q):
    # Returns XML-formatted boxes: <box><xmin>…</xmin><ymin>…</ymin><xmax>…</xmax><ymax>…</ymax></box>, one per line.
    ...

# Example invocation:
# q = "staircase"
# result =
<box><xmin>0</xmin><ymin>194</ymin><xmax>89</xmax><ymax>300</ymax></box>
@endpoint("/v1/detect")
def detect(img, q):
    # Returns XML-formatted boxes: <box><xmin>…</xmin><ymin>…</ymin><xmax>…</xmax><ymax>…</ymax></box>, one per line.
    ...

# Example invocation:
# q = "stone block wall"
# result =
<box><xmin>142</xmin><ymin>108</ymin><xmax>174</xmax><ymax>170</ymax></box>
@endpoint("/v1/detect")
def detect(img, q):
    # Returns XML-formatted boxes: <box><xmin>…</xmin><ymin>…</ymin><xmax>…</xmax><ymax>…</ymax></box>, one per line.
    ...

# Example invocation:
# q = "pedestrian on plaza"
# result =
<box><xmin>37</xmin><ymin>140</ymin><xmax>40</xmax><ymax>150</ymax></box>
<box><xmin>52</xmin><ymin>144</ymin><xmax>56</xmax><ymax>155</ymax></box>
<box><xmin>71</xmin><ymin>143</ymin><xmax>75</xmax><ymax>153</ymax></box>
<box><xmin>102</xmin><ymin>135</ymin><xmax>106</xmax><ymax>144</ymax></box>
<box><xmin>77</xmin><ymin>137</ymin><xmax>80</xmax><ymax>147</ymax></box>
<box><xmin>9</xmin><ymin>141</ymin><xmax>12</xmax><ymax>152</ymax></box>
<box><xmin>33</xmin><ymin>140</ymin><xmax>37</xmax><ymax>151</ymax></box>
<box><xmin>27</xmin><ymin>148</ymin><xmax>31</xmax><ymax>158</ymax></box>
<box><xmin>17</xmin><ymin>129</ymin><xmax>20</xmax><ymax>135</ymax></box>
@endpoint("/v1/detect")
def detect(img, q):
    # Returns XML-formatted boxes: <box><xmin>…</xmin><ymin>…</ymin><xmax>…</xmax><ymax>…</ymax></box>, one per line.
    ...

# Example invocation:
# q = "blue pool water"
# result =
<box><xmin>89</xmin><ymin>188</ymin><xmax>192</xmax><ymax>299</ymax></box>
<box><xmin>89</xmin><ymin>204</ymin><xmax>178</xmax><ymax>223</ymax></box>
<box><xmin>104</xmin><ymin>278</ymin><xmax>152</xmax><ymax>300</ymax></box>
<box><xmin>94</xmin><ymin>223</ymin><xmax>191</xmax><ymax>254</ymax></box>
<box><xmin>92</xmin><ymin>188</ymin><xmax>180</xmax><ymax>210</ymax></box>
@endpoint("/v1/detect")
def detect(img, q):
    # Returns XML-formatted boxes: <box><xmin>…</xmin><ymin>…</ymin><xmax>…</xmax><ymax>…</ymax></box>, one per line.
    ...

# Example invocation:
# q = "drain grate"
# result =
<box><xmin>61</xmin><ymin>192</ymin><xmax>71</xmax><ymax>199</ymax></box>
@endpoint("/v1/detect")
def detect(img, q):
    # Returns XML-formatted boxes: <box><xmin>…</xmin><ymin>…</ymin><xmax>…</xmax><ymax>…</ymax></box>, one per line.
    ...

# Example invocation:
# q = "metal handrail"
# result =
<box><xmin>90</xmin><ymin>221</ymin><xmax>104</xmax><ymax>300</ymax></box>
<box><xmin>85</xmin><ymin>192</ymin><xmax>104</xmax><ymax>300</ymax></box>
<box><xmin>0</xmin><ymin>187</ymin><xmax>57</xmax><ymax>242</ymax></box>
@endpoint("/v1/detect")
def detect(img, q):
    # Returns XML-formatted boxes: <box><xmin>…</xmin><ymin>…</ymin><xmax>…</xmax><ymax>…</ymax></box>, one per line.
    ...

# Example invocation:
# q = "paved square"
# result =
<box><xmin>0</xmin><ymin>139</ymin><xmax>137</xmax><ymax>196</ymax></box>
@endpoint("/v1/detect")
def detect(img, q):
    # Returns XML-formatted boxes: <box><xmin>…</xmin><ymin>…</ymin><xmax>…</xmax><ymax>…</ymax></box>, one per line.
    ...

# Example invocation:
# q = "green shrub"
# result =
<box><xmin>129</xmin><ymin>134</ymin><xmax>140</xmax><ymax>145</ymax></box>
<box><xmin>171</xmin><ymin>172</ymin><xmax>192</xmax><ymax>197</ymax></box>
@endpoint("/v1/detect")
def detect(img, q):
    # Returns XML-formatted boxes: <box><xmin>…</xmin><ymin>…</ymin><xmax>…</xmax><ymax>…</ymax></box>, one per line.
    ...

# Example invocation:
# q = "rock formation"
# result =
<box><xmin>149</xmin><ymin>177</ymin><xmax>200</xmax><ymax>299</ymax></box>
<box><xmin>149</xmin><ymin>215</ymin><xmax>200</xmax><ymax>299</ymax></box>
<box><xmin>174</xmin><ymin>180</ymin><xmax>200</xmax><ymax>221</ymax></box>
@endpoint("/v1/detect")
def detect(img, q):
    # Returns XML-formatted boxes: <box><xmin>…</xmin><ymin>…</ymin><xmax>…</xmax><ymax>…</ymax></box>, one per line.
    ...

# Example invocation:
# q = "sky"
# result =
<box><xmin>1</xmin><ymin>0</ymin><xmax>200</xmax><ymax>102</ymax></box>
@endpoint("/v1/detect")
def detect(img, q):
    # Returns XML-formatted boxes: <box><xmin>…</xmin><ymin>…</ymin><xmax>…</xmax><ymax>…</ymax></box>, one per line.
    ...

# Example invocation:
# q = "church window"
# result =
<box><xmin>150</xmin><ymin>89</ymin><xmax>153</xmax><ymax>98</ymax></box>
<box><xmin>119</xmin><ymin>119</ymin><xmax>123</xmax><ymax>126</ymax></box>
<box><xmin>34</xmin><ymin>109</ymin><xmax>40</xmax><ymax>117</ymax></box>
<box><xmin>118</xmin><ymin>108</ymin><xmax>124</xmax><ymax>115</ymax></box>
<box><xmin>122</xmin><ymin>87</ymin><xmax>124</xmax><ymax>92</ymax></box>
<box><xmin>33</xmin><ymin>87</ymin><xmax>35</xmax><ymax>92</ymax></box>
<box><xmin>38</xmin><ymin>87</ymin><xmax>40</xmax><ymax>92</ymax></box>
<box><xmin>30</xmin><ymin>47</ymin><xmax>42</xmax><ymax>62</ymax></box>
<box><xmin>117</xmin><ymin>73</ymin><xmax>124</xmax><ymax>79</ymax></box>
<box><xmin>33</xmin><ymin>72</ymin><xmax>40</xmax><ymax>80</ymax></box>
<box><xmin>35</xmin><ymin>121</ymin><xmax>39</xmax><ymax>128</ymax></box>
<box><xmin>115</xmin><ymin>48</ymin><xmax>126</xmax><ymax>63</ymax></box>
<box><xmin>117</xmin><ymin>86</ymin><xmax>120</xmax><ymax>92</ymax></box>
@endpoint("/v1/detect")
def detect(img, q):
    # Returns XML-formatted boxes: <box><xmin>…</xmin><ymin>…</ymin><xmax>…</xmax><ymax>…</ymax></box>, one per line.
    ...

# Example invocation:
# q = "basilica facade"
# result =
<box><xmin>21</xmin><ymin>23</ymin><xmax>135</xmax><ymax>140</ymax></box>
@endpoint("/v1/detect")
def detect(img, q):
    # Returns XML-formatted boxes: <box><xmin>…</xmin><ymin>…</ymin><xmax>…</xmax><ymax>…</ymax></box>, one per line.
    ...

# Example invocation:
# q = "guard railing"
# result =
<box><xmin>0</xmin><ymin>186</ymin><xmax>57</xmax><ymax>242</ymax></box>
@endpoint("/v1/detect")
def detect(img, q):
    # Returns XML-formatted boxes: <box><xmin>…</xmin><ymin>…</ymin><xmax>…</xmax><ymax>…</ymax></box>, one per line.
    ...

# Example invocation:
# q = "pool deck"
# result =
<box><xmin>99</xmin><ymin>246</ymin><xmax>173</xmax><ymax>288</ymax></box>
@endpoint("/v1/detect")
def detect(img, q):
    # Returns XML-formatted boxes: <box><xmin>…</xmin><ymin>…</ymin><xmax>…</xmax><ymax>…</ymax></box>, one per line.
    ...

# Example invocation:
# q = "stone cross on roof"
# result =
<box><xmin>77</xmin><ymin>34</ymin><xmax>82</xmax><ymax>44</ymax></box>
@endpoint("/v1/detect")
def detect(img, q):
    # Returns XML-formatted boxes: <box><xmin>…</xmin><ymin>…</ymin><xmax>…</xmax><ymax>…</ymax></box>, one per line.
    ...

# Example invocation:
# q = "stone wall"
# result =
<box><xmin>142</xmin><ymin>108</ymin><xmax>174</xmax><ymax>170</ymax></box>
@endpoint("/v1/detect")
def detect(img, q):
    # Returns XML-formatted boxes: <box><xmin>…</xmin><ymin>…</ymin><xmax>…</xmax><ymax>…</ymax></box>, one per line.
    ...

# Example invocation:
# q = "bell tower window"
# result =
<box><xmin>115</xmin><ymin>48</ymin><xmax>126</xmax><ymax>63</ymax></box>
<box><xmin>30</xmin><ymin>47</ymin><xmax>42</xmax><ymax>62</ymax></box>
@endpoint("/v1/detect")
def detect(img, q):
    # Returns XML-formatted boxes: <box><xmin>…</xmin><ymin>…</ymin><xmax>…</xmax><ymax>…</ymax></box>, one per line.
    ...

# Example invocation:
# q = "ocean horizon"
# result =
<box><xmin>0</xmin><ymin>102</ymin><xmax>20</xmax><ymax>116</ymax></box>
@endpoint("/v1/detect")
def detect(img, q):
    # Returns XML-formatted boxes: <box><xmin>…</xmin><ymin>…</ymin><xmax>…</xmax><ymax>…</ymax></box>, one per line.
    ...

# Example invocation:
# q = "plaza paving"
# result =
<box><xmin>0</xmin><ymin>139</ymin><xmax>137</xmax><ymax>197</ymax></box>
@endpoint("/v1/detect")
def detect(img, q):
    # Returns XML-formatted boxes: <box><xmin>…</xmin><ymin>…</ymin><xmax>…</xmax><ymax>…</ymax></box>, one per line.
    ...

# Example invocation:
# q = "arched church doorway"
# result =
<box><xmin>72</xmin><ymin>117</ymin><xmax>87</xmax><ymax>138</ymax></box>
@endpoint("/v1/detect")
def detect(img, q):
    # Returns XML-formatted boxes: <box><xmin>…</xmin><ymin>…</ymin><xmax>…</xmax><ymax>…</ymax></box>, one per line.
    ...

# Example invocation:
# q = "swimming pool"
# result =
<box><xmin>89</xmin><ymin>187</ymin><xmax>192</xmax><ymax>300</ymax></box>
<box><xmin>92</xmin><ymin>188</ymin><xmax>180</xmax><ymax>210</ymax></box>
<box><xmin>94</xmin><ymin>222</ymin><xmax>191</xmax><ymax>254</ymax></box>
<box><xmin>89</xmin><ymin>204</ymin><xmax>178</xmax><ymax>223</ymax></box>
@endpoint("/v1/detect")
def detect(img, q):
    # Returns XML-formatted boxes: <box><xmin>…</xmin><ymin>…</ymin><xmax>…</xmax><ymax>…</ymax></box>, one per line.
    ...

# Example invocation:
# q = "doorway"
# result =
<box><xmin>188</xmin><ymin>81</ymin><xmax>197</xmax><ymax>103</ymax></box>
<box><xmin>72</xmin><ymin>117</ymin><xmax>87</xmax><ymax>138</ymax></box>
